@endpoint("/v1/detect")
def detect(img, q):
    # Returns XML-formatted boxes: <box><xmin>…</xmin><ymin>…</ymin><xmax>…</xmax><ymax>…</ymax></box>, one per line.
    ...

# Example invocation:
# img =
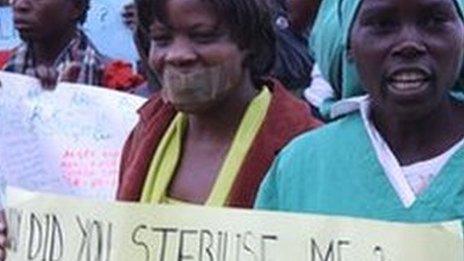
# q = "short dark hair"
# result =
<box><xmin>74</xmin><ymin>0</ymin><xmax>90</xmax><ymax>24</ymax></box>
<box><xmin>136</xmin><ymin>0</ymin><xmax>276</xmax><ymax>86</ymax></box>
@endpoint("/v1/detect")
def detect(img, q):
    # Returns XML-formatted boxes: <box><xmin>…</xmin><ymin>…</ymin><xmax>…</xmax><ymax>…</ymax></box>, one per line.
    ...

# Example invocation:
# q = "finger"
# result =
<box><xmin>70</xmin><ymin>48</ymin><xmax>85</xmax><ymax>62</ymax></box>
<box><xmin>35</xmin><ymin>66</ymin><xmax>50</xmax><ymax>89</ymax></box>
<box><xmin>35</xmin><ymin>65</ymin><xmax>58</xmax><ymax>90</ymax></box>
<box><xmin>0</xmin><ymin>235</ymin><xmax>7</xmax><ymax>247</ymax></box>
<box><xmin>44</xmin><ymin>68</ymin><xmax>58</xmax><ymax>90</ymax></box>
<box><xmin>60</xmin><ymin>62</ymin><xmax>82</xmax><ymax>83</ymax></box>
<box><xmin>123</xmin><ymin>3</ymin><xmax>135</xmax><ymax>12</ymax></box>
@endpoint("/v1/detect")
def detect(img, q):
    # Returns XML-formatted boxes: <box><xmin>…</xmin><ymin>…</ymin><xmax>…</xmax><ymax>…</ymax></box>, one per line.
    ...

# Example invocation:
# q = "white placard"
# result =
<box><xmin>0</xmin><ymin>71</ymin><xmax>146</xmax><ymax>199</ymax></box>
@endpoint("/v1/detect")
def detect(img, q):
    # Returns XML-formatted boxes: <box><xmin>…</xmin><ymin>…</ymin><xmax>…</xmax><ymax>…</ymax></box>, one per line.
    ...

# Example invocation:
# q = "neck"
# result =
<box><xmin>32</xmin><ymin>27</ymin><xmax>77</xmax><ymax>66</ymax></box>
<box><xmin>372</xmin><ymin>97</ymin><xmax>464</xmax><ymax>165</ymax></box>
<box><xmin>187</xmin><ymin>75</ymin><xmax>259</xmax><ymax>143</ymax></box>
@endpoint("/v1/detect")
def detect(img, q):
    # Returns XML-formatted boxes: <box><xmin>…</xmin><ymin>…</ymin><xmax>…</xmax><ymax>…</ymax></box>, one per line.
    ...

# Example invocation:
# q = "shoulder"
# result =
<box><xmin>255</xmin><ymin>113</ymin><xmax>364</xmax><ymax>209</ymax></box>
<box><xmin>267</xmin><ymin>79</ymin><xmax>322</xmax><ymax>131</ymax></box>
<box><xmin>276</xmin><ymin>112</ymin><xmax>363</xmax><ymax>170</ymax></box>
<box><xmin>135</xmin><ymin>91</ymin><xmax>176</xmax><ymax>127</ymax></box>
<box><xmin>78</xmin><ymin>30</ymin><xmax>111</xmax><ymax>65</ymax></box>
<box><xmin>119</xmin><ymin>93</ymin><xmax>176</xmax><ymax>182</ymax></box>
<box><xmin>2</xmin><ymin>43</ymin><xmax>27</xmax><ymax>71</ymax></box>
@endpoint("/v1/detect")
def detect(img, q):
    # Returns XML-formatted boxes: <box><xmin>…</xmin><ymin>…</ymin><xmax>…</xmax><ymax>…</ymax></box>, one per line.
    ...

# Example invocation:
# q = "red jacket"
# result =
<box><xmin>117</xmin><ymin>80</ymin><xmax>321</xmax><ymax>207</ymax></box>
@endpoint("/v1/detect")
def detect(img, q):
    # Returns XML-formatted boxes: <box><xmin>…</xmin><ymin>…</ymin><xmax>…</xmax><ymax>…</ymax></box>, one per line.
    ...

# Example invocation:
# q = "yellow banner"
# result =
<box><xmin>5</xmin><ymin>187</ymin><xmax>464</xmax><ymax>261</ymax></box>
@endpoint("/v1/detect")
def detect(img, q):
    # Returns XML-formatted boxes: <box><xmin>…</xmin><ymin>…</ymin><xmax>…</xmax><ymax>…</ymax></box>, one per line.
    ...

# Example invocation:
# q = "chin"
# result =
<box><xmin>387</xmin><ymin>102</ymin><xmax>436</xmax><ymax>123</ymax></box>
<box><xmin>18</xmin><ymin>30</ymin><xmax>44</xmax><ymax>43</ymax></box>
<box><xmin>18</xmin><ymin>32</ymin><xmax>33</xmax><ymax>42</ymax></box>
<box><xmin>173</xmin><ymin>102</ymin><xmax>214</xmax><ymax>114</ymax></box>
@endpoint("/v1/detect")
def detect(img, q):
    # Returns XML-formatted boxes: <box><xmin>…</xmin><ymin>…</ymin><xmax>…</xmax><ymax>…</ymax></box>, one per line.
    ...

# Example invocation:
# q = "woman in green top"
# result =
<box><xmin>255</xmin><ymin>0</ymin><xmax>464</xmax><ymax>222</ymax></box>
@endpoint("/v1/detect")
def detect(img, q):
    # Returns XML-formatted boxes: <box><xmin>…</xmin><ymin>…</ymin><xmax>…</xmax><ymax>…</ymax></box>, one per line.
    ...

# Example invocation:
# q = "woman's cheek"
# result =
<box><xmin>148</xmin><ymin>53</ymin><xmax>164</xmax><ymax>75</ymax></box>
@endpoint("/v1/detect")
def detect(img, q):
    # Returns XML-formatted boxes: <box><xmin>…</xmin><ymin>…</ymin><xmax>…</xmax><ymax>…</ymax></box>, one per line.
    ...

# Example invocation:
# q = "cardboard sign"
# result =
<box><xmin>6</xmin><ymin>187</ymin><xmax>464</xmax><ymax>261</ymax></box>
<box><xmin>0</xmin><ymin>72</ymin><xmax>146</xmax><ymax>199</ymax></box>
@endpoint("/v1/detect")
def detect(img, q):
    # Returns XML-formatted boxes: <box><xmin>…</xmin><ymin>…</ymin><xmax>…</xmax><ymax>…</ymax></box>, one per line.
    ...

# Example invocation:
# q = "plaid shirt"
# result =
<box><xmin>3</xmin><ymin>29</ymin><xmax>107</xmax><ymax>86</ymax></box>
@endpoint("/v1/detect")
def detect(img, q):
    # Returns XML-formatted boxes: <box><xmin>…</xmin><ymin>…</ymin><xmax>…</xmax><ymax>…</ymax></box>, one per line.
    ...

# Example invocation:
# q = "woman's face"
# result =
<box><xmin>148</xmin><ymin>0</ymin><xmax>248</xmax><ymax>112</ymax></box>
<box><xmin>350</xmin><ymin>0</ymin><xmax>464</xmax><ymax>120</ymax></box>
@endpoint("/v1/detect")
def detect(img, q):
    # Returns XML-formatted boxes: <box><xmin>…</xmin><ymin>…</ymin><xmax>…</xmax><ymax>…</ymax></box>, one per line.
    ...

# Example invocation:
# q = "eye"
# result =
<box><xmin>151</xmin><ymin>33</ymin><xmax>172</xmax><ymax>47</ymax></box>
<box><xmin>366</xmin><ymin>17</ymin><xmax>398</xmax><ymax>33</ymax></box>
<box><xmin>420</xmin><ymin>14</ymin><xmax>449</xmax><ymax>29</ymax></box>
<box><xmin>190</xmin><ymin>30</ymin><xmax>222</xmax><ymax>44</ymax></box>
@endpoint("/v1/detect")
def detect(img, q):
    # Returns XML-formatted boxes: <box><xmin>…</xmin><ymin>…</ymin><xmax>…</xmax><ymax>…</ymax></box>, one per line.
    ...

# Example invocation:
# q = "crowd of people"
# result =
<box><xmin>2</xmin><ymin>0</ymin><xmax>464</xmax><ymax>258</ymax></box>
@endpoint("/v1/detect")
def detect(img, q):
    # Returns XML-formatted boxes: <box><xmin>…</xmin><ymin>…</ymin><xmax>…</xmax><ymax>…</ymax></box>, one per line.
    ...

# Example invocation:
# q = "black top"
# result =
<box><xmin>269</xmin><ymin>0</ymin><xmax>314</xmax><ymax>91</ymax></box>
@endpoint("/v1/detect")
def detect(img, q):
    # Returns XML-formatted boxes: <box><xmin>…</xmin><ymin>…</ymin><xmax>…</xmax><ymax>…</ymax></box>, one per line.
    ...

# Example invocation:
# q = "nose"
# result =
<box><xmin>164</xmin><ymin>38</ymin><xmax>198</xmax><ymax>67</ymax></box>
<box><xmin>392</xmin><ymin>41</ymin><xmax>427</xmax><ymax>60</ymax></box>
<box><xmin>391</xmin><ymin>26</ymin><xmax>427</xmax><ymax>60</ymax></box>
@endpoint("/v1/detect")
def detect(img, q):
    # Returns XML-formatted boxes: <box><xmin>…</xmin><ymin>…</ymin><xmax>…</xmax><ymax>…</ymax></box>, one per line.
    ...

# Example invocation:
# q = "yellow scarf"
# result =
<box><xmin>141</xmin><ymin>87</ymin><xmax>271</xmax><ymax>206</ymax></box>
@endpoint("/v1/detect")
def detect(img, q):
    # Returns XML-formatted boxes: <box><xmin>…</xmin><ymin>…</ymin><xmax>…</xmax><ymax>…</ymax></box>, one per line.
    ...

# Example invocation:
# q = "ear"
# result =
<box><xmin>346</xmin><ymin>47</ymin><xmax>355</xmax><ymax>63</ymax></box>
<box><xmin>241</xmin><ymin>48</ymin><xmax>254</xmax><ymax>68</ymax></box>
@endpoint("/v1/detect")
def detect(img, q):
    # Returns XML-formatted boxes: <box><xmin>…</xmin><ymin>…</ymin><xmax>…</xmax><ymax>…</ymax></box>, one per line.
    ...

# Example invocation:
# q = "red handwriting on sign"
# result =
<box><xmin>60</xmin><ymin>149</ymin><xmax>119</xmax><ymax>189</ymax></box>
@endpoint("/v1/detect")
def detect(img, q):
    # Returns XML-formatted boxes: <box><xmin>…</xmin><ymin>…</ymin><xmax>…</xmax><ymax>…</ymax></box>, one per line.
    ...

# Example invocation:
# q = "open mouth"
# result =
<box><xmin>386</xmin><ymin>69</ymin><xmax>431</xmax><ymax>96</ymax></box>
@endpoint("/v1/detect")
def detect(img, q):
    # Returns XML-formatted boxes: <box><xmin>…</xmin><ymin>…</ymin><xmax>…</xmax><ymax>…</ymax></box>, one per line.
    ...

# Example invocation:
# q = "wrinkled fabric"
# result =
<box><xmin>309</xmin><ymin>0</ymin><xmax>342</xmax><ymax>96</ymax></box>
<box><xmin>3</xmin><ymin>29</ymin><xmax>106</xmax><ymax>86</ymax></box>
<box><xmin>116</xmin><ymin>79</ymin><xmax>321</xmax><ymax>208</ymax></box>
<box><xmin>255</xmin><ymin>113</ymin><xmax>464</xmax><ymax>223</ymax></box>
<box><xmin>140</xmin><ymin>88</ymin><xmax>272</xmax><ymax>206</ymax></box>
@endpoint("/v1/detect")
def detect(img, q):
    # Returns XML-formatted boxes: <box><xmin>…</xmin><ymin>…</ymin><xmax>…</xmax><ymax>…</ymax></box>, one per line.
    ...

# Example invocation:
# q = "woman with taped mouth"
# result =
<box><xmin>115</xmin><ymin>0</ymin><xmax>321</xmax><ymax>207</ymax></box>
<box><xmin>256</xmin><ymin>0</ymin><xmax>464</xmax><ymax>222</ymax></box>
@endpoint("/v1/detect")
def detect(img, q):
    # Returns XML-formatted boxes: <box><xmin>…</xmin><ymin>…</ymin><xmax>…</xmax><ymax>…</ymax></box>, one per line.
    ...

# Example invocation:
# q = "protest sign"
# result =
<box><xmin>83</xmin><ymin>0</ymin><xmax>139</xmax><ymax>61</ymax></box>
<box><xmin>0</xmin><ymin>72</ymin><xmax>146</xmax><ymax>199</ymax></box>
<box><xmin>0</xmin><ymin>7</ymin><xmax>20</xmax><ymax>50</ymax></box>
<box><xmin>6</xmin><ymin>187</ymin><xmax>464</xmax><ymax>261</ymax></box>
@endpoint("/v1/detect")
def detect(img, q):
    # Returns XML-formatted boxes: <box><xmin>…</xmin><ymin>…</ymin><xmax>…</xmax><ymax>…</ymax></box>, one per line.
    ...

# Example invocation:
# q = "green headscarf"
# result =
<box><xmin>308</xmin><ymin>0</ymin><xmax>347</xmax><ymax>118</ymax></box>
<box><xmin>339</xmin><ymin>0</ymin><xmax>464</xmax><ymax>100</ymax></box>
<box><xmin>309</xmin><ymin>0</ymin><xmax>343</xmax><ymax>93</ymax></box>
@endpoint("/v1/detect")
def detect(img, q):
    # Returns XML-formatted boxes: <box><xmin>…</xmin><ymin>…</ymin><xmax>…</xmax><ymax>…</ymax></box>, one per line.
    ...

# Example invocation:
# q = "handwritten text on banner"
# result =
<box><xmin>6</xmin><ymin>187</ymin><xmax>464</xmax><ymax>261</ymax></box>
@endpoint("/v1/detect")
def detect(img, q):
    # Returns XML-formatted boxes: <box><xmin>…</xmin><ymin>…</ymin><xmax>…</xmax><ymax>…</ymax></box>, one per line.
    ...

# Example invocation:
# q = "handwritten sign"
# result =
<box><xmin>0</xmin><ymin>3</ymin><xmax>138</xmax><ymax>61</ymax></box>
<box><xmin>0</xmin><ymin>72</ymin><xmax>146</xmax><ymax>199</ymax></box>
<box><xmin>0</xmin><ymin>7</ymin><xmax>20</xmax><ymax>50</ymax></box>
<box><xmin>6</xmin><ymin>187</ymin><xmax>464</xmax><ymax>261</ymax></box>
<box><xmin>82</xmin><ymin>0</ymin><xmax>138</xmax><ymax>61</ymax></box>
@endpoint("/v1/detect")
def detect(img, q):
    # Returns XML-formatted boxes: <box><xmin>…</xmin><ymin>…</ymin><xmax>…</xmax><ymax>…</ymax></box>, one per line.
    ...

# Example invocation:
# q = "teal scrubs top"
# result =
<box><xmin>255</xmin><ymin>113</ymin><xmax>464</xmax><ymax>223</ymax></box>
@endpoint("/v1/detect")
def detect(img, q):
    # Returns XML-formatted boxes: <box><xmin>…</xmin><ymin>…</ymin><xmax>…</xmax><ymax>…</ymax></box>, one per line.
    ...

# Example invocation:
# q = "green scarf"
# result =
<box><xmin>309</xmin><ymin>0</ymin><xmax>343</xmax><ymax>93</ymax></box>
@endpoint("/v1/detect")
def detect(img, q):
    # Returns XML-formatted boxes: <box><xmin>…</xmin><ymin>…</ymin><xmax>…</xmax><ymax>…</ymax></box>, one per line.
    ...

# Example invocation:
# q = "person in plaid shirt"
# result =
<box><xmin>3</xmin><ymin>0</ymin><xmax>107</xmax><ymax>88</ymax></box>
